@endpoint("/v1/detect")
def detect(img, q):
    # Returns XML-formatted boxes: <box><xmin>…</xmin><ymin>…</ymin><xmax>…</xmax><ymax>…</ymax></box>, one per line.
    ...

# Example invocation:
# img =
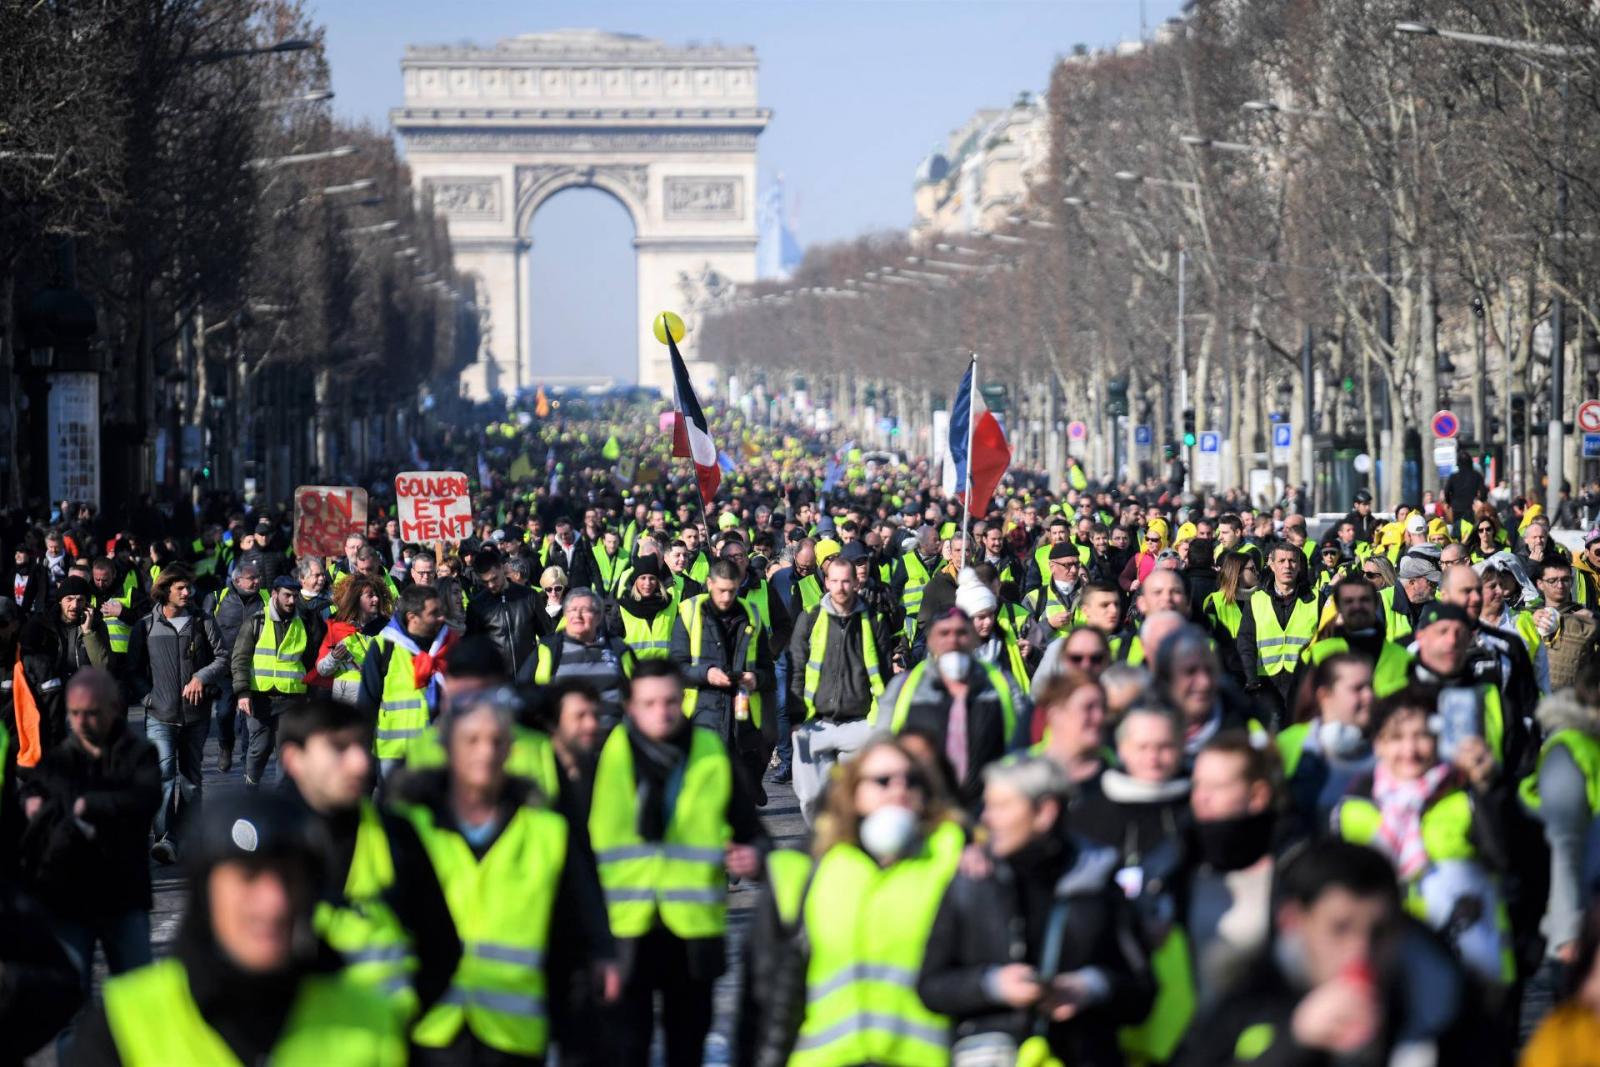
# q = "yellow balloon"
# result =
<box><xmin>652</xmin><ymin>311</ymin><xmax>686</xmax><ymax>345</ymax></box>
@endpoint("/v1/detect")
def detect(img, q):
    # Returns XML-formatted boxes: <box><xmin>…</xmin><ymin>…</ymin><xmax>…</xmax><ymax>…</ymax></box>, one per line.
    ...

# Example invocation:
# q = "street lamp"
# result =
<box><xmin>189</xmin><ymin>38</ymin><xmax>313</xmax><ymax>65</ymax></box>
<box><xmin>1397</xmin><ymin>21</ymin><xmax>1589</xmax><ymax>515</ymax></box>
<box><xmin>245</xmin><ymin>144</ymin><xmax>359</xmax><ymax>170</ymax></box>
<box><xmin>344</xmin><ymin>220</ymin><xmax>401</xmax><ymax>236</ymax></box>
<box><xmin>1242</xmin><ymin>99</ymin><xmax>1337</xmax><ymax>121</ymax></box>
<box><xmin>320</xmin><ymin>178</ymin><xmax>377</xmax><ymax>196</ymax></box>
<box><xmin>258</xmin><ymin>88</ymin><xmax>334</xmax><ymax>108</ymax></box>
<box><xmin>1113</xmin><ymin>170</ymin><xmax>1200</xmax><ymax>192</ymax></box>
<box><xmin>1178</xmin><ymin>134</ymin><xmax>1271</xmax><ymax>156</ymax></box>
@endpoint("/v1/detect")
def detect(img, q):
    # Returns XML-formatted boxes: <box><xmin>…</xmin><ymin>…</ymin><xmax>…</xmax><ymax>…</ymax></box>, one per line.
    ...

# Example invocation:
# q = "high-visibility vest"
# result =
<box><xmin>873</xmin><ymin>660</ymin><xmax>1016</xmax><ymax>747</ymax></box>
<box><xmin>100</xmin><ymin>570</ymin><xmax>139</xmax><ymax>654</ymax></box>
<box><xmin>1520</xmin><ymin>728</ymin><xmax>1600</xmax><ymax>817</ymax></box>
<box><xmin>588</xmin><ymin>726</ymin><xmax>732</xmax><ymax>939</ymax></box>
<box><xmin>406</xmin><ymin>803</ymin><xmax>567</xmax><ymax>1057</ymax></box>
<box><xmin>1024</xmin><ymin>583</ymin><xmax>1074</xmax><ymax>640</ymax></box>
<box><xmin>678</xmin><ymin>595</ymin><xmax>764</xmax><ymax>728</ymax></box>
<box><xmin>531</xmin><ymin>635</ymin><xmax>634</xmax><ymax>691</ymax></box>
<box><xmin>406</xmin><ymin>724</ymin><xmax>560</xmax><ymax>797</ymax></box>
<box><xmin>1298</xmin><ymin>637</ymin><xmax>1414</xmax><ymax>698</ymax></box>
<box><xmin>619</xmin><ymin>606</ymin><xmax>675</xmax><ymax>660</ymax></box>
<box><xmin>592</xmin><ymin>546</ymin><xmax>621</xmax><ymax>594</ymax></box>
<box><xmin>313</xmin><ymin>801</ymin><xmax>419</xmax><ymax>1019</ymax></box>
<box><xmin>1247</xmin><ymin>590</ymin><xmax>1318</xmax><ymax>676</ymax></box>
<box><xmin>1336</xmin><ymin>789</ymin><xmax>1514</xmax><ymax>982</ymax></box>
<box><xmin>687</xmin><ymin>551</ymin><xmax>710</xmax><ymax>584</ymax></box>
<box><xmin>251</xmin><ymin>615</ymin><xmax>309</xmax><ymax>694</ymax></box>
<box><xmin>333</xmin><ymin>631</ymin><xmax>376</xmax><ymax>689</ymax></box>
<box><xmin>213</xmin><ymin>585</ymin><xmax>268</xmax><ymax>615</ymax></box>
<box><xmin>993</xmin><ymin>615</ymin><xmax>1031</xmax><ymax>688</ymax></box>
<box><xmin>795</xmin><ymin>573</ymin><xmax>823</xmax><ymax>615</ymax></box>
<box><xmin>1379</xmin><ymin>586</ymin><xmax>1414</xmax><ymax>642</ymax></box>
<box><xmin>374</xmin><ymin>640</ymin><xmax>429</xmax><ymax>760</ymax></box>
<box><xmin>1111</xmin><ymin>633</ymin><xmax>1145</xmax><ymax>666</ymax></box>
<box><xmin>1120</xmin><ymin>926</ymin><xmax>1196</xmax><ymax>1064</ymax></box>
<box><xmin>898</xmin><ymin>555</ymin><xmax>932</xmax><ymax>635</ymax></box>
<box><xmin>786</xmin><ymin>838</ymin><xmax>960</xmax><ymax>1067</ymax></box>
<box><xmin>102</xmin><ymin>957</ymin><xmax>404</xmax><ymax>1067</ymax></box>
<box><xmin>1203</xmin><ymin>590</ymin><xmax>1244</xmax><ymax>639</ymax></box>
<box><xmin>801</xmin><ymin>609</ymin><xmax>884</xmax><ymax>720</ymax></box>
<box><xmin>741</xmin><ymin>578</ymin><xmax>773</xmax><ymax>633</ymax></box>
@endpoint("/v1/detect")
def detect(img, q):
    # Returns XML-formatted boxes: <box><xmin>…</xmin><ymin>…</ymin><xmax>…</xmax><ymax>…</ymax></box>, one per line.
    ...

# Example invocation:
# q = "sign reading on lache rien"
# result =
<box><xmin>293</xmin><ymin>486</ymin><xmax>368</xmax><ymax>559</ymax></box>
<box><xmin>395</xmin><ymin>471</ymin><xmax>473</xmax><ymax>543</ymax></box>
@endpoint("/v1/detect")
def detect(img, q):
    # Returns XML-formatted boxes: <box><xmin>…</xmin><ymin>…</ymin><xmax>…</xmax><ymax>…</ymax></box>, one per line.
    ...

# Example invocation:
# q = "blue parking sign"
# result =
<box><xmin>1198</xmin><ymin>432</ymin><xmax>1221</xmax><ymax>453</ymax></box>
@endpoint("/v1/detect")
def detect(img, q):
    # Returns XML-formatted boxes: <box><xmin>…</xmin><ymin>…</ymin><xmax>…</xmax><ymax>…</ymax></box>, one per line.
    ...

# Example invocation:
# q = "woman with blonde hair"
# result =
<box><xmin>744</xmin><ymin>736</ymin><xmax>965</xmax><ymax>1066</ymax></box>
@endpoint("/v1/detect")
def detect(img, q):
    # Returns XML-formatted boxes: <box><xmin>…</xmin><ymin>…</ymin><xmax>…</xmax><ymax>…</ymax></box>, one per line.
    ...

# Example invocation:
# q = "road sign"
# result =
<box><xmin>1271</xmin><ymin>423</ymin><xmax>1293</xmax><ymax>464</ymax></box>
<box><xmin>1585</xmin><ymin>433</ymin><xmax>1600</xmax><ymax>459</ymax></box>
<box><xmin>1134</xmin><ymin>424</ymin><xmax>1152</xmax><ymax>446</ymax></box>
<box><xmin>1431</xmin><ymin>409</ymin><xmax>1459</xmax><ymax>439</ymax></box>
<box><xmin>1067</xmin><ymin>420</ymin><xmax>1087</xmax><ymax>441</ymax></box>
<box><xmin>1579</xmin><ymin>400</ymin><xmax>1600</xmax><ymax>434</ymax></box>
<box><xmin>1432</xmin><ymin>439</ymin><xmax>1457</xmax><ymax>475</ymax></box>
<box><xmin>1195</xmin><ymin>431</ymin><xmax>1221</xmax><ymax>485</ymax></box>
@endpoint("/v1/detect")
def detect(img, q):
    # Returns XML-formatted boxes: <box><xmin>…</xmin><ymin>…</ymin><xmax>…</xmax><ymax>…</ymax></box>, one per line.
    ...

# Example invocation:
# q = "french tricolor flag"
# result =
<box><xmin>942</xmin><ymin>357</ymin><xmax>1011</xmax><ymax>512</ymax></box>
<box><xmin>667</xmin><ymin>327</ymin><xmax>722</xmax><ymax>506</ymax></box>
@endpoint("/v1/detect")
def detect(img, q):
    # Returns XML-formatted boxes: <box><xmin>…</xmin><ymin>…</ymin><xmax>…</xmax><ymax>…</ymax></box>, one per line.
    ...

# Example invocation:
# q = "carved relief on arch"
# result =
<box><xmin>513</xmin><ymin>163</ymin><xmax>649</xmax><ymax>224</ymax></box>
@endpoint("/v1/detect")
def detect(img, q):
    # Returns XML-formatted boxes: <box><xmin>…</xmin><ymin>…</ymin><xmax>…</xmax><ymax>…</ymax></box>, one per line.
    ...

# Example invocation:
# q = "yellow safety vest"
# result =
<box><xmin>873</xmin><ymin>660</ymin><xmax>1017</xmax><ymax>748</ymax></box>
<box><xmin>252</xmin><ymin>614</ymin><xmax>308</xmax><ymax>694</ymax></box>
<box><xmin>100</xmin><ymin>570</ymin><xmax>139</xmax><ymax>655</ymax></box>
<box><xmin>789</xmin><ymin>838</ymin><xmax>961</xmax><ymax>1067</ymax></box>
<box><xmin>313</xmin><ymin>801</ymin><xmax>419</xmax><ymax>1019</ymax></box>
<box><xmin>619</xmin><ymin>606</ymin><xmax>675</xmax><ymax>660</ymax></box>
<box><xmin>102</xmin><ymin>957</ymin><xmax>404</xmax><ymax>1067</ymax></box>
<box><xmin>374</xmin><ymin>640</ymin><xmax>429</xmax><ymax>760</ymax></box>
<box><xmin>801</xmin><ymin>609</ymin><xmax>884</xmax><ymax>720</ymax></box>
<box><xmin>898</xmin><ymin>555</ymin><xmax>932</xmax><ymax>636</ymax></box>
<box><xmin>1247</xmin><ymin>590</ymin><xmax>1318</xmax><ymax>676</ymax></box>
<box><xmin>407</xmin><ymin>725</ymin><xmax>561</xmax><ymax>798</ymax></box>
<box><xmin>588</xmin><ymin>726</ymin><xmax>732</xmax><ymax>939</ymax></box>
<box><xmin>1298</xmin><ymin>637</ymin><xmax>1414</xmax><ymax>698</ymax></box>
<box><xmin>406</xmin><ymin>803</ymin><xmax>567</xmax><ymax>1057</ymax></box>
<box><xmin>678</xmin><ymin>595</ymin><xmax>764</xmax><ymax>728</ymax></box>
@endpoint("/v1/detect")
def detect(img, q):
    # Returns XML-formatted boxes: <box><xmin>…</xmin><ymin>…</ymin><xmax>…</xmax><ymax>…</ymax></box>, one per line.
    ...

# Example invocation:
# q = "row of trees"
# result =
<box><xmin>0</xmin><ymin>0</ymin><xmax>476</xmax><ymax>514</ymax></box>
<box><xmin>700</xmin><ymin>0</ymin><xmax>1600</xmax><ymax>511</ymax></box>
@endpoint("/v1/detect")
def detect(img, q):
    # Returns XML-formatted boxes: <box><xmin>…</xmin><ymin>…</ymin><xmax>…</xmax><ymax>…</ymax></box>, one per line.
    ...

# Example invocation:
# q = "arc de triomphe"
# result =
<box><xmin>392</xmin><ymin>29</ymin><xmax>770</xmax><ymax>399</ymax></box>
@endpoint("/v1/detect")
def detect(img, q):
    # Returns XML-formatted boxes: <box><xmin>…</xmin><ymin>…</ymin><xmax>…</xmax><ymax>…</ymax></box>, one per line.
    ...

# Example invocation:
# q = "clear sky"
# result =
<box><xmin>312</xmin><ymin>0</ymin><xmax>1185</xmax><ymax>383</ymax></box>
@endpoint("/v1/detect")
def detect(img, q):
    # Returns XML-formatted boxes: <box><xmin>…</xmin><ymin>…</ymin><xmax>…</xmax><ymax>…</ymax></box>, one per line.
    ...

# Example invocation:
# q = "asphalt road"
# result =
<box><xmin>29</xmin><ymin>709</ymin><xmax>809</xmax><ymax>1066</ymax></box>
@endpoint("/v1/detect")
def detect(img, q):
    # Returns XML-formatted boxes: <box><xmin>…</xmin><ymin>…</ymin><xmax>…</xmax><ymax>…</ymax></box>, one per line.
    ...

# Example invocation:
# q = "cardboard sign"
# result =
<box><xmin>395</xmin><ymin>471</ymin><xmax>473</xmax><ymax>543</ymax></box>
<box><xmin>293</xmin><ymin>486</ymin><xmax>368</xmax><ymax>559</ymax></box>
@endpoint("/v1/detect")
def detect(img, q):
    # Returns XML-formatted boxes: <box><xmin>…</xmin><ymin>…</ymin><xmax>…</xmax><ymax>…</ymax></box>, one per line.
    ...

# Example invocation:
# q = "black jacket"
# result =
<box><xmin>465</xmin><ymin>581</ymin><xmax>546</xmax><ymax>678</ymax></box>
<box><xmin>19</xmin><ymin>720</ymin><xmax>161</xmax><ymax>918</ymax></box>
<box><xmin>785</xmin><ymin>599</ymin><xmax>894</xmax><ymax>722</ymax></box>
<box><xmin>669</xmin><ymin>594</ymin><xmax>776</xmax><ymax>746</ymax></box>
<box><xmin>279</xmin><ymin>779</ymin><xmax>461</xmax><ymax>1015</ymax></box>
<box><xmin>918</xmin><ymin>824</ymin><xmax>1156</xmax><ymax>1067</ymax></box>
<box><xmin>0</xmin><ymin>879</ymin><xmax>82</xmax><ymax>1066</ymax></box>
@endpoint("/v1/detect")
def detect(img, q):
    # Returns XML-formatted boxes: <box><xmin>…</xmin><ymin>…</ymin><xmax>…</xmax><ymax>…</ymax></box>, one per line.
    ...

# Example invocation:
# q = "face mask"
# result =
<box><xmin>937</xmin><ymin>650</ymin><xmax>971</xmax><ymax>680</ymax></box>
<box><xmin>1316</xmin><ymin>719</ymin><xmax>1369</xmax><ymax>760</ymax></box>
<box><xmin>858</xmin><ymin>804</ymin><xmax>918</xmax><ymax>862</ymax></box>
<box><xmin>1194</xmin><ymin>809</ymin><xmax>1275</xmax><ymax>872</ymax></box>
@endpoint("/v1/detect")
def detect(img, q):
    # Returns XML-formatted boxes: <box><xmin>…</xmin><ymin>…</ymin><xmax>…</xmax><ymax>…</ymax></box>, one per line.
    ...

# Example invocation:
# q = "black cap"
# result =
<box><xmin>1353</xmin><ymin>490</ymin><xmax>1373</xmax><ymax>504</ymax></box>
<box><xmin>631</xmin><ymin>554</ymin><xmax>666</xmax><ymax>580</ymax></box>
<box><xmin>185</xmin><ymin>789</ymin><xmax>323</xmax><ymax>882</ymax></box>
<box><xmin>271</xmin><ymin>575</ymin><xmax>299</xmax><ymax>592</ymax></box>
<box><xmin>1415</xmin><ymin>601</ymin><xmax>1474</xmax><ymax>632</ymax></box>
<box><xmin>840</xmin><ymin>541</ymin><xmax>870</xmax><ymax>562</ymax></box>
<box><xmin>1049</xmin><ymin>542</ymin><xmax>1079</xmax><ymax>561</ymax></box>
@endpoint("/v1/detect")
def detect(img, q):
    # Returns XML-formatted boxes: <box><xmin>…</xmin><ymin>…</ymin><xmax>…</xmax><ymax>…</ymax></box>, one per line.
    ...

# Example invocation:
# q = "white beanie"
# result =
<box><xmin>954</xmin><ymin>568</ymin><xmax>998</xmax><ymax>616</ymax></box>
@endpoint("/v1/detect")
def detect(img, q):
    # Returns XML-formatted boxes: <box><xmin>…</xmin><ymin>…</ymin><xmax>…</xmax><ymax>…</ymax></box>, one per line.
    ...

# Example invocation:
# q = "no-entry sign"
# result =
<box><xmin>395</xmin><ymin>471</ymin><xmax>474</xmax><ymax>543</ymax></box>
<box><xmin>293</xmin><ymin>486</ymin><xmax>367</xmax><ymax>559</ymax></box>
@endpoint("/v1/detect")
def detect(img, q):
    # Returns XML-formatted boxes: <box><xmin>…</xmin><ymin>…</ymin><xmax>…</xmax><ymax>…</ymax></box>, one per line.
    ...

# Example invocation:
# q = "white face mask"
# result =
<box><xmin>858</xmin><ymin>804</ymin><xmax>918</xmax><ymax>862</ymax></box>
<box><xmin>1316</xmin><ymin>719</ymin><xmax>1368</xmax><ymax>760</ymax></box>
<box><xmin>936</xmin><ymin>650</ymin><xmax>971</xmax><ymax>680</ymax></box>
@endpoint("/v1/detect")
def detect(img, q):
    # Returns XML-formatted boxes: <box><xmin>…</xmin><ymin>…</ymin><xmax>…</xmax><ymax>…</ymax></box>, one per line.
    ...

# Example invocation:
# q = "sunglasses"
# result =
<box><xmin>1066</xmin><ymin>652</ymin><xmax>1108</xmax><ymax>667</ymax></box>
<box><xmin>863</xmin><ymin>770</ymin><xmax>927</xmax><ymax>792</ymax></box>
<box><xmin>545</xmin><ymin>584</ymin><xmax>566</xmax><ymax>594</ymax></box>
<box><xmin>1362</xmin><ymin>568</ymin><xmax>1382</xmax><ymax>578</ymax></box>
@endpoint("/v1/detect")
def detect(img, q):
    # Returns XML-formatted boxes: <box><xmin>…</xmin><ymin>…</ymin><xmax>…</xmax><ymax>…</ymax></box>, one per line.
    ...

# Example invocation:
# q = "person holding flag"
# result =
<box><xmin>943</xmin><ymin>356</ymin><xmax>1013</xmax><ymax>570</ymax></box>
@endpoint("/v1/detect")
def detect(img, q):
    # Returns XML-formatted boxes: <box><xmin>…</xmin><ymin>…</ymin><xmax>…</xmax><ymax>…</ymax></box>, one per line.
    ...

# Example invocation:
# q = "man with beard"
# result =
<box><xmin>1291</xmin><ymin>576</ymin><xmax>1413</xmax><ymax>699</ymax></box>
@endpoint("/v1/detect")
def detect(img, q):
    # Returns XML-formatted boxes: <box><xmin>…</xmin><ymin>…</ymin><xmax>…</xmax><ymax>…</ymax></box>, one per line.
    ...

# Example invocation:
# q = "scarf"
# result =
<box><xmin>1371</xmin><ymin>762</ymin><xmax>1452</xmax><ymax>881</ymax></box>
<box><xmin>379</xmin><ymin>618</ymin><xmax>455</xmax><ymax>705</ymax></box>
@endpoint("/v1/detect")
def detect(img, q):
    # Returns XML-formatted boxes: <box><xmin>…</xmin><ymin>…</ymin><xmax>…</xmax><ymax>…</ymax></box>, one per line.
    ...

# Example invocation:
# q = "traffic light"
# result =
<box><xmin>1511</xmin><ymin>395</ymin><xmax>1527</xmax><ymax>438</ymax></box>
<box><xmin>1107</xmin><ymin>378</ymin><xmax>1129</xmax><ymax>417</ymax></box>
<box><xmin>1182</xmin><ymin>408</ymin><xmax>1196</xmax><ymax>448</ymax></box>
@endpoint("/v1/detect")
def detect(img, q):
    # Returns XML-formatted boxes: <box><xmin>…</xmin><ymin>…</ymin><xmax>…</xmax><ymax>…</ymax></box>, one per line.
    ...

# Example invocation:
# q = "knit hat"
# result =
<box><xmin>57</xmin><ymin>575</ymin><xmax>92</xmax><ymax>601</ymax></box>
<box><xmin>954</xmin><ymin>569</ymin><xmax>997</xmax><ymax>616</ymax></box>
<box><xmin>1415</xmin><ymin>601</ymin><xmax>1473</xmax><ymax>631</ymax></box>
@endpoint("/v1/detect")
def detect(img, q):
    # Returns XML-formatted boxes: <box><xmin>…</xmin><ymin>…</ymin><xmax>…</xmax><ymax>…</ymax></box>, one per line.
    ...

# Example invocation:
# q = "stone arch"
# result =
<box><xmin>393</xmin><ymin>30</ymin><xmax>769</xmax><ymax>399</ymax></box>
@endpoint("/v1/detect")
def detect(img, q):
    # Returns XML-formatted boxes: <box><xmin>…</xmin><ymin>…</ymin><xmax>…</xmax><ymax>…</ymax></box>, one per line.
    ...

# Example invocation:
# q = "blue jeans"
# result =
<box><xmin>212</xmin><ymin>675</ymin><xmax>240</xmax><ymax>754</ymax></box>
<box><xmin>146</xmin><ymin>718</ymin><xmax>208</xmax><ymax>844</ymax></box>
<box><xmin>54</xmin><ymin>908</ymin><xmax>151</xmax><ymax>1059</ymax></box>
<box><xmin>773</xmin><ymin>652</ymin><xmax>792</xmax><ymax>768</ymax></box>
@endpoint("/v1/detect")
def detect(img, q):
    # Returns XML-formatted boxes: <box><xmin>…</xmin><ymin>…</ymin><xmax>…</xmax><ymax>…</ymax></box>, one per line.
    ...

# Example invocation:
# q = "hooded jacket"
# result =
<box><xmin>785</xmin><ymin>595</ymin><xmax>894</xmax><ymax>722</ymax></box>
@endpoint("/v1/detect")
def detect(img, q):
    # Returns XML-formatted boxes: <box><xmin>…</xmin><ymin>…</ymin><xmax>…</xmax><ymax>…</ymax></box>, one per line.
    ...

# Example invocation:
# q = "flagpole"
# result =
<box><xmin>960</xmin><ymin>352</ymin><xmax>978</xmax><ymax>570</ymax></box>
